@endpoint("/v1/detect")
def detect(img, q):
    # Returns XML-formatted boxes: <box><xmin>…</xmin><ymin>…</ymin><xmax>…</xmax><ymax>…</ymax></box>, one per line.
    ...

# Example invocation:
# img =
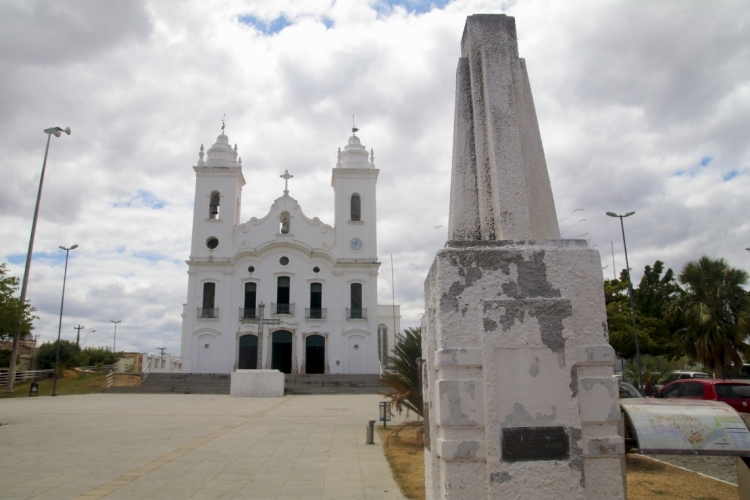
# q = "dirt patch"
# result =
<box><xmin>627</xmin><ymin>454</ymin><xmax>738</xmax><ymax>500</ymax></box>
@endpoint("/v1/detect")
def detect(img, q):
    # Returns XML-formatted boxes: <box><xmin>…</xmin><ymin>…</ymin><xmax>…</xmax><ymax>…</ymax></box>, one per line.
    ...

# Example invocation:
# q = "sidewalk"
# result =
<box><xmin>0</xmin><ymin>394</ymin><xmax>407</xmax><ymax>499</ymax></box>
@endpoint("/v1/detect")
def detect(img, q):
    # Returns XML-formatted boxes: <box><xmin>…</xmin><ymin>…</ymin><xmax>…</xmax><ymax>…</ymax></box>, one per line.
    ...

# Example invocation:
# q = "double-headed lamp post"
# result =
<box><xmin>52</xmin><ymin>244</ymin><xmax>78</xmax><ymax>397</ymax></box>
<box><xmin>5</xmin><ymin>126</ymin><xmax>71</xmax><ymax>392</ymax></box>
<box><xmin>606</xmin><ymin>211</ymin><xmax>643</xmax><ymax>392</ymax></box>
<box><xmin>111</xmin><ymin>320</ymin><xmax>121</xmax><ymax>352</ymax></box>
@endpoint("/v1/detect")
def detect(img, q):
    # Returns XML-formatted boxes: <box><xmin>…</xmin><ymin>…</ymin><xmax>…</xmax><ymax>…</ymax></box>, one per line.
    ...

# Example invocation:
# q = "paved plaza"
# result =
<box><xmin>0</xmin><ymin>394</ymin><xmax>407</xmax><ymax>499</ymax></box>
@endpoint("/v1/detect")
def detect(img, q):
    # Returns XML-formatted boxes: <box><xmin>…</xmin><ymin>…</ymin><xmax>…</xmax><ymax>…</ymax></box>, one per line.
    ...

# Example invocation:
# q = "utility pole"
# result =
<box><xmin>74</xmin><ymin>325</ymin><xmax>84</xmax><ymax>347</ymax></box>
<box><xmin>157</xmin><ymin>347</ymin><xmax>167</xmax><ymax>357</ymax></box>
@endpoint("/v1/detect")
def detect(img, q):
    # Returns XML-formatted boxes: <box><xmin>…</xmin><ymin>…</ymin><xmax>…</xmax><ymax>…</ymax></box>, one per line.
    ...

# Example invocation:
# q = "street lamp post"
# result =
<box><xmin>52</xmin><ymin>244</ymin><xmax>78</xmax><ymax>397</ymax></box>
<box><xmin>606</xmin><ymin>211</ymin><xmax>643</xmax><ymax>392</ymax></box>
<box><xmin>111</xmin><ymin>320</ymin><xmax>121</xmax><ymax>352</ymax></box>
<box><xmin>5</xmin><ymin>126</ymin><xmax>71</xmax><ymax>392</ymax></box>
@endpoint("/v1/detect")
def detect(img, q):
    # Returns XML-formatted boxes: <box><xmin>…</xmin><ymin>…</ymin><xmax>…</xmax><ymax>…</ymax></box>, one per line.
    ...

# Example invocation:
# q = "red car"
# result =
<box><xmin>654</xmin><ymin>378</ymin><xmax>750</xmax><ymax>413</ymax></box>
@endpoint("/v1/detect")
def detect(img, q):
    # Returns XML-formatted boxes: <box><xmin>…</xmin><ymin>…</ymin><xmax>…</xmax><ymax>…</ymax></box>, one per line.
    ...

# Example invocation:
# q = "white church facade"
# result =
<box><xmin>180</xmin><ymin>129</ymin><xmax>400</xmax><ymax>375</ymax></box>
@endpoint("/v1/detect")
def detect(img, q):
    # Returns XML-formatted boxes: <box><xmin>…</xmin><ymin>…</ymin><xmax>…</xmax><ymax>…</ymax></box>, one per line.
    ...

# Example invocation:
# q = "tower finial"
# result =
<box><xmin>221</xmin><ymin>113</ymin><xmax>226</xmax><ymax>134</ymax></box>
<box><xmin>352</xmin><ymin>115</ymin><xmax>358</xmax><ymax>136</ymax></box>
<box><xmin>280</xmin><ymin>170</ymin><xmax>294</xmax><ymax>196</ymax></box>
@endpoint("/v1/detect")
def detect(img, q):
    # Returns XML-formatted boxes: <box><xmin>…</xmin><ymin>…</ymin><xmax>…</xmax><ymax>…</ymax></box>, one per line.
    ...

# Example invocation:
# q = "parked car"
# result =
<box><xmin>664</xmin><ymin>371</ymin><xmax>710</xmax><ymax>383</ymax></box>
<box><xmin>653</xmin><ymin>378</ymin><xmax>750</xmax><ymax>413</ymax></box>
<box><xmin>619</xmin><ymin>382</ymin><xmax>643</xmax><ymax>399</ymax></box>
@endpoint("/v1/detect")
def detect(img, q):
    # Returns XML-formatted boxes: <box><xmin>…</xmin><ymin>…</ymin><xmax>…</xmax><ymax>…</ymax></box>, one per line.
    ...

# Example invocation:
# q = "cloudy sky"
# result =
<box><xmin>1</xmin><ymin>0</ymin><xmax>748</xmax><ymax>356</ymax></box>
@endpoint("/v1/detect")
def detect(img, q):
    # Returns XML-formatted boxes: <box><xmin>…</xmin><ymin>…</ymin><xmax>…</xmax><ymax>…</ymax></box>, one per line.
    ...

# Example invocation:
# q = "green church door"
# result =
<box><xmin>238</xmin><ymin>334</ymin><xmax>257</xmax><ymax>370</ymax></box>
<box><xmin>306</xmin><ymin>335</ymin><xmax>325</xmax><ymax>374</ymax></box>
<box><xmin>272</xmin><ymin>330</ymin><xmax>293</xmax><ymax>374</ymax></box>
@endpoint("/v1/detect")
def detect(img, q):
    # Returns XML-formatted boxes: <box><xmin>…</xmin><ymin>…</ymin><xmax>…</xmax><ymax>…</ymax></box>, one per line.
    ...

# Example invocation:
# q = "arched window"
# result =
<box><xmin>209</xmin><ymin>191</ymin><xmax>220</xmax><ymax>219</ymax></box>
<box><xmin>350</xmin><ymin>194</ymin><xmax>361</xmax><ymax>221</ymax></box>
<box><xmin>243</xmin><ymin>283</ymin><xmax>256</xmax><ymax>319</ymax></box>
<box><xmin>309</xmin><ymin>283</ymin><xmax>322</xmax><ymax>319</ymax></box>
<box><xmin>280</xmin><ymin>211</ymin><xmax>290</xmax><ymax>233</ymax></box>
<box><xmin>349</xmin><ymin>283</ymin><xmax>363</xmax><ymax>319</ymax></box>
<box><xmin>200</xmin><ymin>282</ymin><xmax>216</xmax><ymax>318</ymax></box>
<box><xmin>276</xmin><ymin>277</ymin><xmax>291</xmax><ymax>314</ymax></box>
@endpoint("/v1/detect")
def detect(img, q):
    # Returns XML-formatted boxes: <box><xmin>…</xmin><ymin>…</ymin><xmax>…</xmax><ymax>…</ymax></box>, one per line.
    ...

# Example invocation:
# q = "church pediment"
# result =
<box><xmin>234</xmin><ymin>196</ymin><xmax>335</xmax><ymax>252</ymax></box>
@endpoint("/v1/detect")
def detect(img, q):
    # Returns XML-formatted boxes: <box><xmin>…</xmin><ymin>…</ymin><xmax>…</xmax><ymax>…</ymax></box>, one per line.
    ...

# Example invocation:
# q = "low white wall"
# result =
<box><xmin>230</xmin><ymin>369</ymin><xmax>285</xmax><ymax>397</ymax></box>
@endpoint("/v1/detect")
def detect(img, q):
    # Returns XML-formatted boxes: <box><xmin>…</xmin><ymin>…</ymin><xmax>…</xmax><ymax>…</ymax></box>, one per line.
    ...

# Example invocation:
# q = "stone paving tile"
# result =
<box><xmin>0</xmin><ymin>394</ymin><xmax>405</xmax><ymax>500</ymax></box>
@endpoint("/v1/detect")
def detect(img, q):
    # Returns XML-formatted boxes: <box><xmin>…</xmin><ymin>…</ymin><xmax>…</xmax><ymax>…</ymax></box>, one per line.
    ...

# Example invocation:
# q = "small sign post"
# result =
<box><xmin>379</xmin><ymin>401</ymin><xmax>391</xmax><ymax>428</ymax></box>
<box><xmin>29</xmin><ymin>382</ymin><xmax>38</xmax><ymax>396</ymax></box>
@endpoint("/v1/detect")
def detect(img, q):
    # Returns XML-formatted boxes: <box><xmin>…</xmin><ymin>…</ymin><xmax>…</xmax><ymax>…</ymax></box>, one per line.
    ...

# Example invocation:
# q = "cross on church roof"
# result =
<box><xmin>280</xmin><ymin>170</ymin><xmax>294</xmax><ymax>196</ymax></box>
<box><xmin>352</xmin><ymin>115</ymin><xmax>358</xmax><ymax>136</ymax></box>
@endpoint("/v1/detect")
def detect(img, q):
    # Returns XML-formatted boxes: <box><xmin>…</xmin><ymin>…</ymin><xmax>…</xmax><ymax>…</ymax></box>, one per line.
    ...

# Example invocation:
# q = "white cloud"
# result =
<box><xmin>1</xmin><ymin>0</ymin><xmax>748</xmax><ymax>355</ymax></box>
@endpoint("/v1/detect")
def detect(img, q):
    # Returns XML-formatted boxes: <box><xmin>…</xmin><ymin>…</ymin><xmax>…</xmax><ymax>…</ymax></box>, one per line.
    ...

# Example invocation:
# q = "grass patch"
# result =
<box><xmin>0</xmin><ymin>373</ymin><xmax>107</xmax><ymax>398</ymax></box>
<box><xmin>377</xmin><ymin>425</ymin><xmax>738</xmax><ymax>500</ymax></box>
<box><xmin>379</xmin><ymin>424</ymin><xmax>425</xmax><ymax>500</ymax></box>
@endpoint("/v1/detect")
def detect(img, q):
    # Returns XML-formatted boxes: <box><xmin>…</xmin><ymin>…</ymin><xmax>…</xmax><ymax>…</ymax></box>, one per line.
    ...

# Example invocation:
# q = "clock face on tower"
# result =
<box><xmin>349</xmin><ymin>237</ymin><xmax>364</xmax><ymax>252</ymax></box>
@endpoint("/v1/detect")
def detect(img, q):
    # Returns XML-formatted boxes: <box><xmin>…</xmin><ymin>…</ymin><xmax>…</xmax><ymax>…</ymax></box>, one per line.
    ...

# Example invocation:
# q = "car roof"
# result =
<box><xmin>666</xmin><ymin>378</ymin><xmax>750</xmax><ymax>385</ymax></box>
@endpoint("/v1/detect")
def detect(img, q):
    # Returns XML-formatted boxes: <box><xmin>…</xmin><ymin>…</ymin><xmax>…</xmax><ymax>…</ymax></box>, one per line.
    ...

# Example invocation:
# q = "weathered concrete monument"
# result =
<box><xmin>422</xmin><ymin>14</ymin><xmax>625</xmax><ymax>499</ymax></box>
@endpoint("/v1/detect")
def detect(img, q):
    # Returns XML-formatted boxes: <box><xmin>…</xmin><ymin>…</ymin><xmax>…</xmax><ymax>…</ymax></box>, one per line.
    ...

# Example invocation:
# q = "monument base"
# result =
<box><xmin>230</xmin><ymin>369</ymin><xmax>284</xmax><ymax>397</ymax></box>
<box><xmin>423</xmin><ymin>240</ymin><xmax>625</xmax><ymax>500</ymax></box>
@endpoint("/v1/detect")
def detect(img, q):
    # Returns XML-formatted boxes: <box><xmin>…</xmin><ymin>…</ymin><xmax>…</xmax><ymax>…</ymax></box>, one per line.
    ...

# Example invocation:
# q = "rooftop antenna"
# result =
<box><xmin>352</xmin><ymin>115</ymin><xmax>358</xmax><ymax>136</ymax></box>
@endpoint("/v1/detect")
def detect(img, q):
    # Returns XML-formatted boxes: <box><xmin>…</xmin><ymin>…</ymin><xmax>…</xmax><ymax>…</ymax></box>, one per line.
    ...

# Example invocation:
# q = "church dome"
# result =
<box><xmin>338</xmin><ymin>132</ymin><xmax>372</xmax><ymax>169</ymax></box>
<box><xmin>205</xmin><ymin>134</ymin><xmax>239</xmax><ymax>167</ymax></box>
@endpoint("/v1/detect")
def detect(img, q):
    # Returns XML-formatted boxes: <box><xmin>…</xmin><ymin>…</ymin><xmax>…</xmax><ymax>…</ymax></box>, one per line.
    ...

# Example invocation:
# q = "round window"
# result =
<box><xmin>313</xmin><ymin>266</ymin><xmax>320</xmax><ymax>273</ymax></box>
<box><xmin>279</xmin><ymin>256</ymin><xmax>289</xmax><ymax>266</ymax></box>
<box><xmin>248</xmin><ymin>266</ymin><xmax>255</xmax><ymax>273</ymax></box>
<box><xmin>206</xmin><ymin>237</ymin><xmax>219</xmax><ymax>249</ymax></box>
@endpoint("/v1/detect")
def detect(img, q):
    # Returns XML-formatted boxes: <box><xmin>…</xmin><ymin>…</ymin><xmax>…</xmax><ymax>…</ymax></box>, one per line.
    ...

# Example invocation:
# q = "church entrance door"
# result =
<box><xmin>272</xmin><ymin>330</ymin><xmax>293</xmax><ymax>374</ymax></box>
<box><xmin>238</xmin><ymin>334</ymin><xmax>257</xmax><ymax>369</ymax></box>
<box><xmin>347</xmin><ymin>335</ymin><xmax>366</xmax><ymax>374</ymax></box>
<box><xmin>197</xmin><ymin>334</ymin><xmax>217</xmax><ymax>373</ymax></box>
<box><xmin>305</xmin><ymin>335</ymin><xmax>325</xmax><ymax>374</ymax></box>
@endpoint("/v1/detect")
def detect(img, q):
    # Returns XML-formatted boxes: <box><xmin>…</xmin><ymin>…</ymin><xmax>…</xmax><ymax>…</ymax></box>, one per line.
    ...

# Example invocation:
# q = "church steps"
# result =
<box><xmin>105</xmin><ymin>373</ymin><xmax>384</xmax><ymax>395</ymax></box>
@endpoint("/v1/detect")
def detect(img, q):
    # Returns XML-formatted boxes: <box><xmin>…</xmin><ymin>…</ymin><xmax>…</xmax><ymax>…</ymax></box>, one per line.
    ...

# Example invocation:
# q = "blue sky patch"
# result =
<box><xmin>114</xmin><ymin>190</ymin><xmax>166</xmax><ymax>209</ymax></box>
<box><xmin>675</xmin><ymin>155</ymin><xmax>714</xmax><ymax>177</ymax></box>
<box><xmin>700</xmin><ymin>156</ymin><xmax>713</xmax><ymax>167</ymax></box>
<box><xmin>374</xmin><ymin>0</ymin><xmax>453</xmax><ymax>16</ymax></box>
<box><xmin>239</xmin><ymin>14</ymin><xmax>293</xmax><ymax>35</ymax></box>
<box><xmin>7</xmin><ymin>251</ymin><xmax>69</xmax><ymax>266</ymax></box>
<box><xmin>134</xmin><ymin>252</ymin><xmax>168</xmax><ymax>263</ymax></box>
<box><xmin>723</xmin><ymin>170</ymin><xmax>739</xmax><ymax>181</ymax></box>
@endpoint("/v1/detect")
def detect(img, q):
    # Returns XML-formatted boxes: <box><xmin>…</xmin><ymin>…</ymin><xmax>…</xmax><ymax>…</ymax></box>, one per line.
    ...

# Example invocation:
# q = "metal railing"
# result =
<box><xmin>239</xmin><ymin>308</ymin><xmax>257</xmax><ymax>320</ymax></box>
<box><xmin>0</xmin><ymin>369</ymin><xmax>54</xmax><ymax>386</ymax></box>
<box><xmin>305</xmin><ymin>308</ymin><xmax>327</xmax><ymax>319</ymax></box>
<box><xmin>197</xmin><ymin>307</ymin><xmax>219</xmax><ymax>319</ymax></box>
<box><xmin>142</xmin><ymin>357</ymin><xmax>152</xmax><ymax>383</ymax></box>
<box><xmin>271</xmin><ymin>303</ymin><xmax>295</xmax><ymax>315</ymax></box>
<box><xmin>346</xmin><ymin>307</ymin><xmax>367</xmax><ymax>320</ymax></box>
<box><xmin>106</xmin><ymin>371</ymin><xmax>114</xmax><ymax>389</ymax></box>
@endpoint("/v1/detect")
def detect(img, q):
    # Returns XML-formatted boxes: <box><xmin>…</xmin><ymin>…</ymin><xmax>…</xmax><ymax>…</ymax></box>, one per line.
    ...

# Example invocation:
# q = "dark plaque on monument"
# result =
<box><xmin>501</xmin><ymin>426</ymin><xmax>570</xmax><ymax>462</ymax></box>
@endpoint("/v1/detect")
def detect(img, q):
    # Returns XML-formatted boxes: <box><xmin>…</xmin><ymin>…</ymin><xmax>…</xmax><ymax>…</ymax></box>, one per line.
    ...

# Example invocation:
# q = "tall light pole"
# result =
<box><xmin>52</xmin><ymin>244</ymin><xmax>78</xmax><ymax>397</ymax></box>
<box><xmin>606</xmin><ymin>211</ymin><xmax>643</xmax><ymax>392</ymax></box>
<box><xmin>74</xmin><ymin>325</ymin><xmax>84</xmax><ymax>347</ymax></box>
<box><xmin>6</xmin><ymin>126</ymin><xmax>71</xmax><ymax>392</ymax></box>
<box><xmin>111</xmin><ymin>320</ymin><xmax>121</xmax><ymax>352</ymax></box>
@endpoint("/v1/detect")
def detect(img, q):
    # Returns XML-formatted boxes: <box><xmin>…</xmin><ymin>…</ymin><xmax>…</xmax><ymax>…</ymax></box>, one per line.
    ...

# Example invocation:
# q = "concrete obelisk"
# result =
<box><xmin>423</xmin><ymin>15</ymin><xmax>625</xmax><ymax>500</ymax></box>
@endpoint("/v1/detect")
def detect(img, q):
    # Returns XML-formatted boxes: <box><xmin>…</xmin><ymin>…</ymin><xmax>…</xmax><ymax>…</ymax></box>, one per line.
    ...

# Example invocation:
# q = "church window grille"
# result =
<box><xmin>309</xmin><ymin>283</ymin><xmax>323</xmax><ymax>319</ymax></box>
<box><xmin>279</xmin><ymin>256</ymin><xmax>289</xmax><ymax>266</ymax></box>
<box><xmin>350</xmin><ymin>283</ymin><xmax>363</xmax><ymax>319</ymax></box>
<box><xmin>243</xmin><ymin>283</ymin><xmax>257</xmax><ymax>319</ymax></box>
<box><xmin>351</xmin><ymin>194</ymin><xmax>361</xmax><ymax>221</ymax></box>
<box><xmin>200</xmin><ymin>282</ymin><xmax>217</xmax><ymax>318</ymax></box>
<box><xmin>209</xmin><ymin>191</ymin><xmax>220</xmax><ymax>219</ymax></box>
<box><xmin>280</xmin><ymin>211</ymin><xmax>290</xmax><ymax>233</ymax></box>
<box><xmin>206</xmin><ymin>237</ymin><xmax>219</xmax><ymax>249</ymax></box>
<box><xmin>276</xmin><ymin>277</ymin><xmax>291</xmax><ymax>314</ymax></box>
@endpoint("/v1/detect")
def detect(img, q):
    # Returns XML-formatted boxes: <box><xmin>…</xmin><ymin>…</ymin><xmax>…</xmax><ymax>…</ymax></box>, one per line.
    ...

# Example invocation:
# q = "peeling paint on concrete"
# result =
<box><xmin>587</xmin><ymin>438</ymin><xmax>621</xmax><ymax>456</ymax></box>
<box><xmin>454</xmin><ymin>441</ymin><xmax>481</xmax><ymax>460</ymax></box>
<box><xmin>440</xmin><ymin>381</ymin><xmax>478</xmax><ymax>426</ymax></box>
<box><xmin>501</xmin><ymin>403</ymin><xmax>556</xmax><ymax>427</ymax></box>
<box><xmin>602</xmin><ymin>321</ymin><xmax>609</xmax><ymax>339</ymax></box>
<box><xmin>569</xmin><ymin>364</ymin><xmax>578</xmax><ymax>397</ymax></box>
<box><xmin>569</xmin><ymin>427</ymin><xmax>585</xmax><ymax>487</ymax></box>
<box><xmin>500</xmin><ymin>251</ymin><xmax>561</xmax><ymax>299</ymax></box>
<box><xmin>608</xmin><ymin>401</ymin><xmax>621</xmax><ymax>422</ymax></box>
<box><xmin>483</xmin><ymin>317</ymin><xmax>498</xmax><ymax>332</ymax></box>
<box><xmin>581</xmin><ymin>378</ymin><xmax>616</xmax><ymax>399</ymax></box>
<box><xmin>489</xmin><ymin>471</ymin><xmax>512</xmax><ymax>484</ymax></box>
<box><xmin>529</xmin><ymin>357</ymin><xmax>540</xmax><ymax>377</ymax></box>
<box><xmin>528</xmin><ymin>300</ymin><xmax>571</xmax><ymax>354</ymax></box>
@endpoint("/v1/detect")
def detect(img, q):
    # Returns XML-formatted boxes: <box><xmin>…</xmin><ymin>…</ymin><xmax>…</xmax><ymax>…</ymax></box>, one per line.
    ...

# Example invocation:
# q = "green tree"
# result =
<box><xmin>0</xmin><ymin>263</ymin><xmax>36</xmax><ymax>342</ymax></box>
<box><xmin>36</xmin><ymin>340</ymin><xmax>81</xmax><ymax>370</ymax></box>
<box><xmin>82</xmin><ymin>347</ymin><xmax>120</xmax><ymax>366</ymax></box>
<box><xmin>606</xmin><ymin>262</ymin><xmax>682</xmax><ymax>360</ymax></box>
<box><xmin>669</xmin><ymin>256</ymin><xmax>750</xmax><ymax>379</ymax></box>
<box><xmin>380</xmin><ymin>327</ymin><xmax>423</xmax><ymax>417</ymax></box>
<box><xmin>623</xmin><ymin>355</ymin><xmax>675</xmax><ymax>396</ymax></box>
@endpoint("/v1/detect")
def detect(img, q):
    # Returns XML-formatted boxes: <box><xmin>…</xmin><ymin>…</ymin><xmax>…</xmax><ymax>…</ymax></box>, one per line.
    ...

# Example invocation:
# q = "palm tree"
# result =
<box><xmin>669</xmin><ymin>256</ymin><xmax>750</xmax><ymax>379</ymax></box>
<box><xmin>380</xmin><ymin>327</ymin><xmax>422</xmax><ymax>417</ymax></box>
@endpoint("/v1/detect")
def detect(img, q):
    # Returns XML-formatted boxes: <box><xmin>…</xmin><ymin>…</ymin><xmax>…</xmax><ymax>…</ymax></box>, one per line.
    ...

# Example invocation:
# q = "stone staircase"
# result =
<box><xmin>284</xmin><ymin>374</ymin><xmax>383</xmax><ymax>395</ymax></box>
<box><xmin>106</xmin><ymin>373</ymin><xmax>230</xmax><ymax>394</ymax></box>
